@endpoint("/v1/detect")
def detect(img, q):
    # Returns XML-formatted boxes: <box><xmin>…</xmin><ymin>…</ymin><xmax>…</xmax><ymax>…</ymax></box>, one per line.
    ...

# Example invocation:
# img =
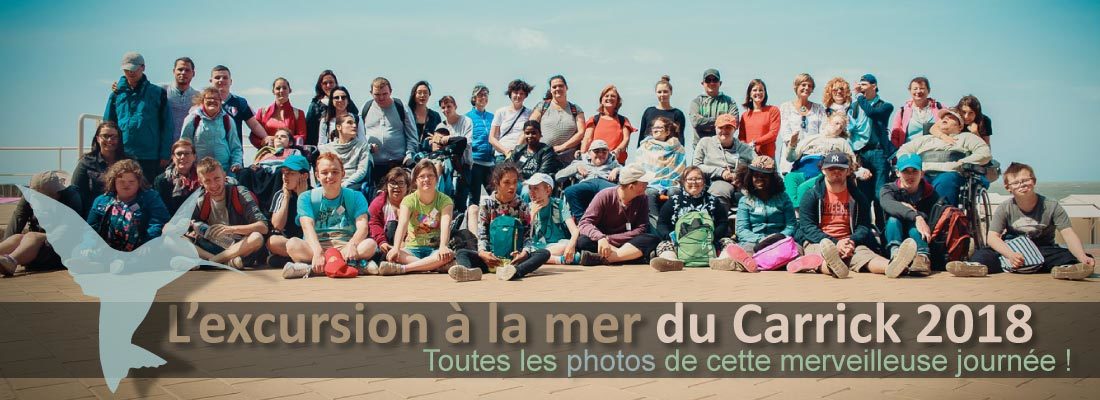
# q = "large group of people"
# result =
<box><xmin>0</xmin><ymin>52</ymin><xmax>1094</xmax><ymax>282</ymax></box>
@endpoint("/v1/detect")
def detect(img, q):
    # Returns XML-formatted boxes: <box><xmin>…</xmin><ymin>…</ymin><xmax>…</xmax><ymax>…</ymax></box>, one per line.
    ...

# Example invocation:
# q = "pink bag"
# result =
<box><xmin>751</xmin><ymin>236</ymin><xmax>799</xmax><ymax>271</ymax></box>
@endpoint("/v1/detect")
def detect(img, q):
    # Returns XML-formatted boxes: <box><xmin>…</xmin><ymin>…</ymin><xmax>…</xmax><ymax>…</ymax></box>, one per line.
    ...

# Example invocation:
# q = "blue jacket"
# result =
<box><xmin>736</xmin><ymin>192</ymin><xmax>796</xmax><ymax>245</ymax></box>
<box><xmin>104</xmin><ymin>75</ymin><xmax>172</xmax><ymax>161</ymax></box>
<box><xmin>848</xmin><ymin>94</ymin><xmax>895</xmax><ymax>155</ymax></box>
<box><xmin>85</xmin><ymin>189</ymin><xmax>171</xmax><ymax>250</ymax></box>
<box><xmin>180</xmin><ymin>108</ymin><xmax>243</xmax><ymax>172</ymax></box>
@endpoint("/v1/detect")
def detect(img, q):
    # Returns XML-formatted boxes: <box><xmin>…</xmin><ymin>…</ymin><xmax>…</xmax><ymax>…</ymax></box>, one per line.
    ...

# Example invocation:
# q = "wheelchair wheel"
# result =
<box><xmin>969</xmin><ymin>186</ymin><xmax>992</xmax><ymax>250</ymax></box>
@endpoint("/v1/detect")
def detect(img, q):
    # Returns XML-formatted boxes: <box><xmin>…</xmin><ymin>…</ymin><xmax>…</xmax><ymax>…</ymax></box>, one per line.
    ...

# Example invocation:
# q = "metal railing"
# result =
<box><xmin>0</xmin><ymin>114</ymin><xmax>100</xmax><ymax>180</ymax></box>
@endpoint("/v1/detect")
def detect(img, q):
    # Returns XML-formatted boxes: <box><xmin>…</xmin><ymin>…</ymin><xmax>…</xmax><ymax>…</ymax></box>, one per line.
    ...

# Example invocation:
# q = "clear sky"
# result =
<box><xmin>1</xmin><ymin>0</ymin><xmax>1098</xmax><ymax>182</ymax></box>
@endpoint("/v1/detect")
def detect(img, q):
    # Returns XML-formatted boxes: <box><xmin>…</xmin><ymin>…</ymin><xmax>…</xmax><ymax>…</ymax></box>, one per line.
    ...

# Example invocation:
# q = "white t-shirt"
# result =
<box><xmin>491</xmin><ymin>105</ymin><xmax>531</xmax><ymax>156</ymax></box>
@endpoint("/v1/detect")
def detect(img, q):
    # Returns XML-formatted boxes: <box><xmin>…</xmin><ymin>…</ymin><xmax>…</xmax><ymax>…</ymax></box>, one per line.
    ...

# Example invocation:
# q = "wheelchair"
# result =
<box><xmin>958</xmin><ymin>162</ymin><xmax>995</xmax><ymax>250</ymax></box>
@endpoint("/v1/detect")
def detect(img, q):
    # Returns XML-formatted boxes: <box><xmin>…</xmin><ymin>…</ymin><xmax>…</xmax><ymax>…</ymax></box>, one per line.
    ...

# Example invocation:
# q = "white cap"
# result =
<box><xmin>523</xmin><ymin>173</ymin><xmax>554</xmax><ymax>188</ymax></box>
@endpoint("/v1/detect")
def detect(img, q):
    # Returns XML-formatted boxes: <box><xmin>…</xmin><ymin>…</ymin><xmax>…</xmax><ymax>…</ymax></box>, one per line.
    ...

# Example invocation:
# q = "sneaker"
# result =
<box><xmin>227</xmin><ymin>257</ymin><xmax>245</xmax><ymax>270</ymax></box>
<box><xmin>886</xmin><ymin>239</ymin><xmax>917</xmax><ymax>278</ymax></box>
<box><xmin>579</xmin><ymin>250</ymin><xmax>606</xmax><ymax>266</ymax></box>
<box><xmin>787</xmin><ymin>254</ymin><xmax>824</xmax><ymax>273</ymax></box>
<box><xmin>946</xmin><ymin>261</ymin><xmax>988</xmax><ymax>277</ymax></box>
<box><xmin>0</xmin><ymin>255</ymin><xmax>16</xmax><ymax>276</ymax></box>
<box><xmin>909</xmin><ymin>254</ymin><xmax>932</xmax><ymax>277</ymax></box>
<box><xmin>723</xmin><ymin>245</ymin><xmax>758</xmax><ymax>272</ymax></box>
<box><xmin>650</xmin><ymin>257</ymin><xmax>684</xmax><ymax>272</ymax></box>
<box><xmin>436</xmin><ymin>259</ymin><xmax>456</xmax><ymax>274</ymax></box>
<box><xmin>708</xmin><ymin>258</ymin><xmax>736</xmax><ymax>271</ymax></box>
<box><xmin>378</xmin><ymin>261</ymin><xmax>405</xmax><ymax>276</ymax></box>
<box><xmin>818</xmin><ymin>239</ymin><xmax>849</xmax><ymax>279</ymax></box>
<box><xmin>448</xmin><ymin>265</ymin><xmax>482</xmax><ymax>282</ymax></box>
<box><xmin>282</xmin><ymin>262</ymin><xmax>311</xmax><ymax>279</ymax></box>
<box><xmin>1051</xmin><ymin>263</ymin><xmax>1093</xmax><ymax>280</ymax></box>
<box><xmin>497</xmin><ymin>263</ymin><xmax>518</xmax><ymax>280</ymax></box>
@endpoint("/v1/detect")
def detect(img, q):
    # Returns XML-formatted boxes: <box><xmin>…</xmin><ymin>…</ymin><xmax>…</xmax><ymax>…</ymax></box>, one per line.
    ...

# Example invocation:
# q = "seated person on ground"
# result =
<box><xmin>879</xmin><ymin>153</ymin><xmax>941</xmax><ymax>276</ymax></box>
<box><xmin>189</xmin><ymin>157</ymin><xmax>270</xmax><ymax>269</ymax></box>
<box><xmin>153</xmin><ymin>140</ymin><xmax>201</xmax><ymax>215</ymax></box>
<box><xmin>525</xmin><ymin>173</ymin><xmax>580</xmax><ymax>265</ymax></box>
<box><xmin>377</xmin><ymin>159</ymin><xmax>456</xmax><ymax>276</ymax></box>
<box><xmin>896</xmin><ymin>107</ymin><xmax>991</xmax><ymax>206</ymax></box>
<box><xmin>795</xmin><ymin>151</ymin><xmax>912</xmax><ymax>278</ymax></box>
<box><xmin>368</xmin><ymin>167</ymin><xmax>411</xmax><ymax>262</ymax></box>
<box><xmin>0</xmin><ymin>171</ymin><xmax>82</xmax><ymax>276</ymax></box>
<box><xmin>449</xmin><ymin>163</ymin><xmax>551</xmax><ymax>282</ymax></box>
<box><xmin>575</xmin><ymin>164</ymin><xmax>661</xmax><ymax>266</ymax></box>
<box><xmin>730</xmin><ymin>156</ymin><xmax>797</xmax><ymax>271</ymax></box>
<box><xmin>557</xmin><ymin>139</ymin><xmax>621</xmax><ymax>219</ymax></box>
<box><xmin>958</xmin><ymin>162</ymin><xmax>1094</xmax><ymax>280</ymax></box>
<box><xmin>84</xmin><ymin>159</ymin><xmax>171</xmax><ymax>252</ymax></box>
<box><xmin>282</xmin><ymin>153</ymin><xmax>377</xmax><ymax>278</ymax></box>
<box><xmin>266</xmin><ymin>154</ymin><xmax>311</xmax><ymax>265</ymax></box>
<box><xmin>692</xmin><ymin>113</ymin><xmax>755</xmax><ymax>210</ymax></box>
<box><xmin>634</xmin><ymin>116</ymin><xmax>688</xmax><ymax>229</ymax></box>
<box><xmin>649</xmin><ymin>166</ymin><xmax>733</xmax><ymax>272</ymax></box>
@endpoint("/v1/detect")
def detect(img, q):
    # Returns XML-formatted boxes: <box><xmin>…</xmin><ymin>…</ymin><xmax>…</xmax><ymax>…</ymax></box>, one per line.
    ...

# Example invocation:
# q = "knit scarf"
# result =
<box><xmin>166</xmin><ymin>164</ymin><xmax>200</xmax><ymax>198</ymax></box>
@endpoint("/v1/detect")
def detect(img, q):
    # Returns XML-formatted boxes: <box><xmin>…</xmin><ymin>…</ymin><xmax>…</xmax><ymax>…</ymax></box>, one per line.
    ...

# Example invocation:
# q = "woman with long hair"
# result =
<box><xmin>318</xmin><ymin>86</ymin><xmax>364</xmax><ymax>146</ymax></box>
<box><xmin>408</xmin><ymin>81</ymin><xmax>442</xmax><ymax>143</ymax></box>
<box><xmin>304</xmin><ymin>70</ymin><xmax>358</xmax><ymax>146</ymax></box>
<box><xmin>738</xmin><ymin>79</ymin><xmax>781</xmax><ymax>159</ymax></box>
<box><xmin>73</xmin><ymin>121</ymin><xmax>130</xmax><ymax>217</ymax></box>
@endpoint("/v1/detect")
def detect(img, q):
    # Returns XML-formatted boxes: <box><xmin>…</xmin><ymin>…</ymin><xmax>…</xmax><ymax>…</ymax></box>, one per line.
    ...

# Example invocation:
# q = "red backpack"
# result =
<box><xmin>930</xmin><ymin>205</ymin><xmax>971</xmax><ymax>262</ymax></box>
<box><xmin>198</xmin><ymin>185</ymin><xmax>255</xmax><ymax>222</ymax></box>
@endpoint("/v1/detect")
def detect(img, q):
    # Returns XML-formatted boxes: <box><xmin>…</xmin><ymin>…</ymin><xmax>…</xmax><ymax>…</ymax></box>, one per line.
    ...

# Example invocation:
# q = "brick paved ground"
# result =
<box><xmin>2</xmin><ymin>263</ymin><xmax>1097</xmax><ymax>399</ymax></box>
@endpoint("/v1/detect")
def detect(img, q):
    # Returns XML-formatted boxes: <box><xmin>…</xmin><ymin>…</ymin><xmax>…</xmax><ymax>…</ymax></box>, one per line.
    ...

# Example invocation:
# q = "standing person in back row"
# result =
<box><xmin>164</xmin><ymin>57</ymin><xmax>198</xmax><ymax>141</ymax></box>
<box><xmin>848</xmin><ymin>73</ymin><xmax>894</xmax><ymax>230</ymax></box>
<box><xmin>362</xmin><ymin>77</ymin><xmax>418</xmax><ymax>187</ymax></box>
<box><xmin>490</xmin><ymin>79</ymin><xmax>534</xmax><ymax>162</ymax></box>
<box><xmin>688</xmin><ymin>68</ymin><xmax>738</xmax><ymax>143</ymax></box>
<box><xmin>465</xmin><ymin>84</ymin><xmax>495</xmax><ymax>208</ymax></box>
<box><xmin>209</xmin><ymin>65</ymin><xmax>270</xmax><ymax>149</ymax></box>
<box><xmin>104</xmin><ymin>51</ymin><xmax>171</xmax><ymax>181</ymax></box>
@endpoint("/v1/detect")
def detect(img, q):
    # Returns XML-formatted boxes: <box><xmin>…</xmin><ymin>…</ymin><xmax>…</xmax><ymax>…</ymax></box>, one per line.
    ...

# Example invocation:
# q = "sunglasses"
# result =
<box><xmin>332</xmin><ymin>95</ymin><xmax>348</xmax><ymax>100</ymax></box>
<box><xmin>704</xmin><ymin>78</ymin><xmax>720</xmax><ymax>84</ymax></box>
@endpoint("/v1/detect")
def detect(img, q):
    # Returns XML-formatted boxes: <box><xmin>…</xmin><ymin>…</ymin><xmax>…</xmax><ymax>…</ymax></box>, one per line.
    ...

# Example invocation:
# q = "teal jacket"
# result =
<box><xmin>736</xmin><ymin>192</ymin><xmax>796</xmax><ymax>245</ymax></box>
<box><xmin>104</xmin><ymin>75</ymin><xmax>171</xmax><ymax>161</ymax></box>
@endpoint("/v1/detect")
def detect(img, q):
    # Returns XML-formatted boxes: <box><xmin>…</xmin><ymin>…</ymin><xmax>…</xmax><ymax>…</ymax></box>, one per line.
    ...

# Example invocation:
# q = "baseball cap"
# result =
<box><xmin>859</xmin><ymin>74</ymin><xmax>877</xmax><ymax>85</ymax></box>
<box><xmin>589</xmin><ymin>139</ymin><xmax>610</xmax><ymax>151</ymax></box>
<box><xmin>748</xmin><ymin>155</ymin><xmax>777</xmax><ymax>174</ymax></box>
<box><xmin>121</xmin><ymin>52</ymin><xmax>145</xmax><ymax>71</ymax></box>
<box><xmin>821</xmin><ymin>151</ymin><xmax>850</xmax><ymax>169</ymax></box>
<box><xmin>716</xmin><ymin>114</ymin><xmax>737</xmax><ymax>128</ymax></box>
<box><xmin>937</xmin><ymin>108</ymin><xmax>963</xmax><ymax>125</ymax></box>
<box><xmin>703</xmin><ymin>68</ymin><xmax>721</xmax><ymax>81</ymax></box>
<box><xmin>618</xmin><ymin>164</ymin><xmax>656</xmax><ymax>185</ymax></box>
<box><xmin>896</xmin><ymin>153</ymin><xmax>923</xmax><ymax>172</ymax></box>
<box><xmin>523</xmin><ymin>173</ymin><xmax>554</xmax><ymax>188</ymax></box>
<box><xmin>29</xmin><ymin>170</ymin><xmax>70</xmax><ymax>198</ymax></box>
<box><xmin>276</xmin><ymin>154</ymin><xmax>310</xmax><ymax>173</ymax></box>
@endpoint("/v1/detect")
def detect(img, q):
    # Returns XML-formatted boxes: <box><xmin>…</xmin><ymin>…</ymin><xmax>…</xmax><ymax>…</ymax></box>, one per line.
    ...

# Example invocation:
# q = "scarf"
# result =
<box><xmin>634</xmin><ymin>137</ymin><xmax>687</xmax><ymax>190</ymax></box>
<box><xmin>166</xmin><ymin>164</ymin><xmax>200</xmax><ymax>198</ymax></box>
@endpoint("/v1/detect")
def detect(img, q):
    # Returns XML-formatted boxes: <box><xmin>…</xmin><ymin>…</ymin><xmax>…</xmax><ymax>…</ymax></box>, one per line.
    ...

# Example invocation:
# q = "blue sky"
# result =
<box><xmin>1</xmin><ymin>0</ymin><xmax>1098</xmax><ymax>182</ymax></box>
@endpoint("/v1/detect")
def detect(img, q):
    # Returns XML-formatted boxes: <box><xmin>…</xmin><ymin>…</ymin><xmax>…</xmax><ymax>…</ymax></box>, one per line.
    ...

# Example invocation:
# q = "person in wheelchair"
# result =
<box><xmin>413</xmin><ymin>125</ymin><xmax>467</xmax><ymax>199</ymax></box>
<box><xmin>633</xmin><ymin>116</ymin><xmax>688</xmax><ymax>229</ymax></box>
<box><xmin>896</xmin><ymin>108</ymin><xmax>990</xmax><ymax>206</ymax></box>
<box><xmin>555</xmin><ymin>140</ymin><xmax>622</xmax><ymax>219</ymax></box>
<box><xmin>783</xmin><ymin>112</ymin><xmax>866</xmax><ymax>206</ymax></box>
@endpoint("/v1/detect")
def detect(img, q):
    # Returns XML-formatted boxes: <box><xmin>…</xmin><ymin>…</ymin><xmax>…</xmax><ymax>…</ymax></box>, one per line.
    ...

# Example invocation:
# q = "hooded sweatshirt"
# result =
<box><xmin>181</xmin><ymin>108</ymin><xmax>243</xmax><ymax>172</ymax></box>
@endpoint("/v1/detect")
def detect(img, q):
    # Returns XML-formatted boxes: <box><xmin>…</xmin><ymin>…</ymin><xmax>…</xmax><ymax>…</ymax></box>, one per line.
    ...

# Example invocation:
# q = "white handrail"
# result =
<box><xmin>77</xmin><ymin>113</ymin><xmax>102</xmax><ymax>155</ymax></box>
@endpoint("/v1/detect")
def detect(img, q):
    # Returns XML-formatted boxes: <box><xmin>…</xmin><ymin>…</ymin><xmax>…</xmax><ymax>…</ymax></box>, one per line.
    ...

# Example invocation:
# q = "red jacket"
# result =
<box><xmin>367</xmin><ymin>191</ymin><xmax>392</xmax><ymax>246</ymax></box>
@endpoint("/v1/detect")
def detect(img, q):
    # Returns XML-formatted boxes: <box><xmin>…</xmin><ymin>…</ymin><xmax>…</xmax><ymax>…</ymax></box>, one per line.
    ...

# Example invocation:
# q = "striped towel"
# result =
<box><xmin>1000</xmin><ymin>236</ymin><xmax>1045</xmax><ymax>273</ymax></box>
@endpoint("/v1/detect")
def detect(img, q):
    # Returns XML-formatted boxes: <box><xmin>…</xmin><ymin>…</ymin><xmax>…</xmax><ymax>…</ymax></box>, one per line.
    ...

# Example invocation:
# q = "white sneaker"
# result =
<box><xmin>448</xmin><ymin>265</ymin><xmax>482</xmax><ymax>282</ymax></box>
<box><xmin>497</xmin><ymin>264</ymin><xmax>517</xmax><ymax>281</ymax></box>
<box><xmin>282</xmin><ymin>262</ymin><xmax>311</xmax><ymax>279</ymax></box>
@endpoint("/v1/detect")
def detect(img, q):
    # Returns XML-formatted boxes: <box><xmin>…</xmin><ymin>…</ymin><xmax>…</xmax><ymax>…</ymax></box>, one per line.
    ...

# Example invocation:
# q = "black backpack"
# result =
<box><xmin>448</xmin><ymin>211</ymin><xmax>478</xmax><ymax>251</ymax></box>
<box><xmin>591</xmin><ymin>113</ymin><xmax>626</xmax><ymax>129</ymax></box>
<box><xmin>361</xmin><ymin>98</ymin><xmax>409</xmax><ymax>132</ymax></box>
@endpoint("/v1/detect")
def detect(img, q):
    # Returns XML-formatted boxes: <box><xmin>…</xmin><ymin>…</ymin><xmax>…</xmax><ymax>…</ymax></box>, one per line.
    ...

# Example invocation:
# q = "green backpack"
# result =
<box><xmin>675</xmin><ymin>211</ymin><xmax>715</xmax><ymax>267</ymax></box>
<box><xmin>489</xmin><ymin>214</ymin><xmax>524</xmax><ymax>259</ymax></box>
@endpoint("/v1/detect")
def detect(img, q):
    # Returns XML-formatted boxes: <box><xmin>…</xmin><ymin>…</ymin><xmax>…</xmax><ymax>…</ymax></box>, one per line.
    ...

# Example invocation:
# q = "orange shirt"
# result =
<box><xmin>738</xmin><ymin>105</ymin><xmax>781</xmax><ymax>158</ymax></box>
<box><xmin>821</xmin><ymin>189</ymin><xmax>851</xmax><ymax>239</ymax></box>
<box><xmin>586</xmin><ymin>114</ymin><xmax>635</xmax><ymax>164</ymax></box>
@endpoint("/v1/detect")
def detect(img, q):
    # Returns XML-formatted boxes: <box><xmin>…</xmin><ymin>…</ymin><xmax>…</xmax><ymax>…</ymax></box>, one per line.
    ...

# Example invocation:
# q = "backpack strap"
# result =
<box><xmin>223</xmin><ymin>114</ymin><xmax>232</xmax><ymax>143</ymax></box>
<box><xmin>363</xmin><ymin>99</ymin><xmax>408</xmax><ymax>133</ymax></box>
<box><xmin>198</xmin><ymin>190</ymin><xmax>212</xmax><ymax>221</ymax></box>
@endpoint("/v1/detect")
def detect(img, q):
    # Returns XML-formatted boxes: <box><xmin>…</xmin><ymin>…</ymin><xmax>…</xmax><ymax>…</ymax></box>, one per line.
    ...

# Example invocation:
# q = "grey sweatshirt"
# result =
<box><xmin>319</xmin><ymin>138</ymin><xmax>372</xmax><ymax>188</ymax></box>
<box><xmin>692</xmin><ymin>136</ymin><xmax>756</xmax><ymax>179</ymax></box>
<box><xmin>361</xmin><ymin>100</ymin><xmax>418</xmax><ymax>164</ymax></box>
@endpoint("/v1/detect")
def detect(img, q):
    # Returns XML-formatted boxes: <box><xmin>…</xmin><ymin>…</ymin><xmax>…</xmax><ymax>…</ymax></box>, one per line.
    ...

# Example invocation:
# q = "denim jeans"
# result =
<box><xmin>884</xmin><ymin>217</ymin><xmax>929</xmax><ymax>256</ymax></box>
<box><xmin>926</xmin><ymin>171</ymin><xmax>988</xmax><ymax>207</ymax></box>
<box><xmin>564</xmin><ymin>178</ymin><xmax>616</xmax><ymax>219</ymax></box>
<box><xmin>856</xmin><ymin>148</ymin><xmax>886</xmax><ymax>230</ymax></box>
<box><xmin>455</xmin><ymin>248</ymin><xmax>551</xmax><ymax>279</ymax></box>
<box><xmin>467</xmin><ymin>163</ymin><xmax>494</xmax><ymax>209</ymax></box>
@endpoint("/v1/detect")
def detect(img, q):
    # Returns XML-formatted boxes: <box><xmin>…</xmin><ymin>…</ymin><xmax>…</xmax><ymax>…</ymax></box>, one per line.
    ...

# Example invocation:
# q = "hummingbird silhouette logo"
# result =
<box><xmin>19</xmin><ymin>187</ymin><xmax>243</xmax><ymax>392</ymax></box>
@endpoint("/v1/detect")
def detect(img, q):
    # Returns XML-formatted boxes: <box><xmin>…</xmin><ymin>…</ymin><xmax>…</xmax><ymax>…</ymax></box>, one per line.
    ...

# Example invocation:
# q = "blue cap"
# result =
<box><xmin>860</xmin><ymin>74</ymin><xmax>877</xmax><ymax>85</ymax></box>
<box><xmin>276</xmin><ymin>154</ymin><xmax>310</xmax><ymax>173</ymax></box>
<box><xmin>896</xmin><ymin>153</ymin><xmax>923</xmax><ymax>172</ymax></box>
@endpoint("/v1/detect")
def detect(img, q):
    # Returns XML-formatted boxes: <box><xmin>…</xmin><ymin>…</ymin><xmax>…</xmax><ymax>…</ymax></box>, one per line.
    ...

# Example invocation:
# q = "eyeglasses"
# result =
<box><xmin>98</xmin><ymin>134</ymin><xmax>120</xmax><ymax>141</ymax></box>
<box><xmin>651</xmin><ymin>126</ymin><xmax>666</xmax><ymax>132</ymax></box>
<box><xmin>332</xmin><ymin>95</ymin><xmax>348</xmax><ymax>100</ymax></box>
<box><xmin>173</xmin><ymin>151</ymin><xmax>193</xmax><ymax>157</ymax></box>
<box><xmin>1006</xmin><ymin>178</ymin><xmax>1035</xmax><ymax>189</ymax></box>
<box><xmin>387</xmin><ymin>181</ymin><xmax>408</xmax><ymax>187</ymax></box>
<box><xmin>684</xmin><ymin>177</ymin><xmax>705</xmax><ymax>183</ymax></box>
<box><xmin>800</xmin><ymin>115</ymin><xmax>808</xmax><ymax>130</ymax></box>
